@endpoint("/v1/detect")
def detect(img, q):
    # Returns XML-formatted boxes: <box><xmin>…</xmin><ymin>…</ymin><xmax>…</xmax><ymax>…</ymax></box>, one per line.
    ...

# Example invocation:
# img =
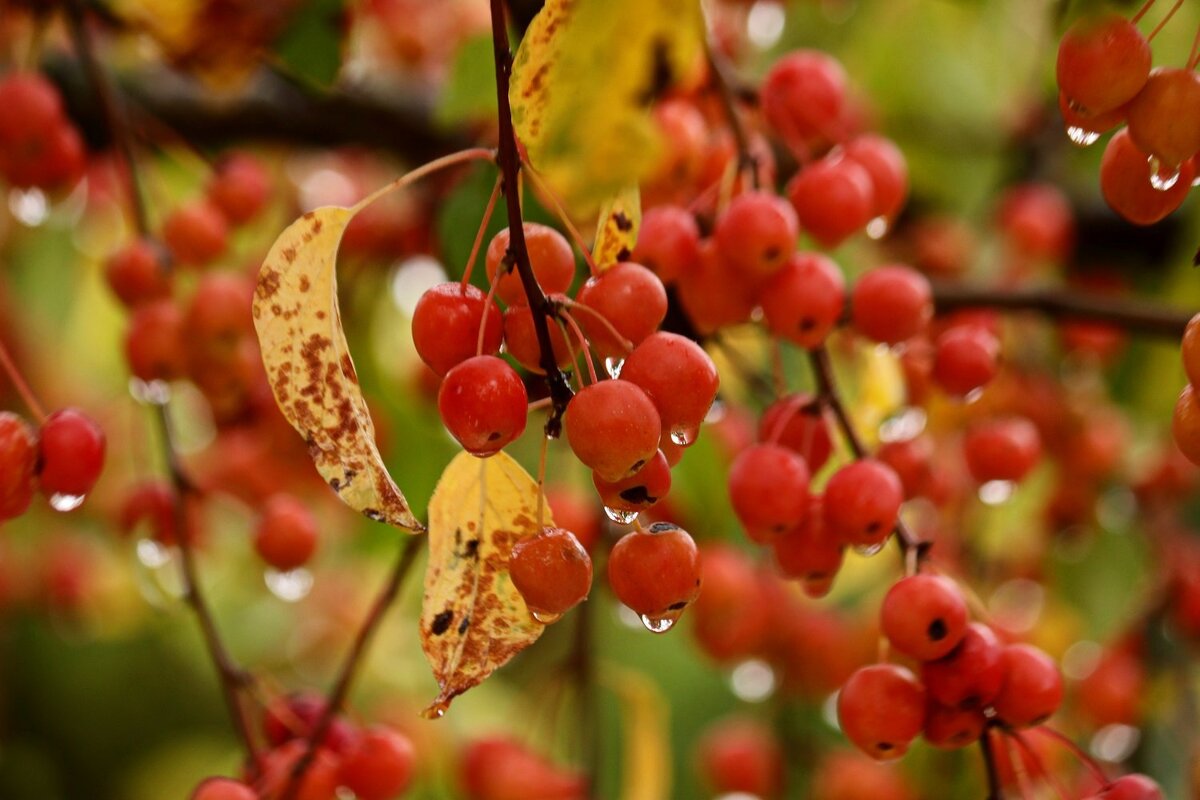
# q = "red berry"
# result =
<box><xmin>759</xmin><ymin>393</ymin><xmax>834</xmax><ymax>471</ymax></box>
<box><xmin>257</xmin><ymin>739</ymin><xmax>341</xmax><ymax>800</ymax></box>
<box><xmin>991</xmin><ymin>643</ymin><xmax>1063</xmax><ymax>727</ymax></box>
<box><xmin>1084</xmin><ymin>774</ymin><xmax>1164</xmax><ymax>800</ymax></box>
<box><xmin>573</xmin><ymin>262</ymin><xmax>667</xmax><ymax>359</ymax></box>
<box><xmin>877</xmin><ymin>436</ymin><xmax>934</xmax><ymax>499</ymax></box>
<box><xmin>412</xmin><ymin>282</ymin><xmax>503</xmax><ymax>377</ymax></box>
<box><xmin>822</xmin><ymin>459</ymin><xmax>903</xmax><ymax>548</ymax></box>
<box><xmin>207</xmin><ymin>153</ymin><xmax>271</xmax><ymax>225</ymax></box>
<box><xmin>1100</xmin><ymin>128</ymin><xmax>1194</xmax><ymax>226</ymax></box>
<box><xmin>118</xmin><ymin>480</ymin><xmax>188</xmax><ymax>545</ymax></box>
<box><xmin>509</xmin><ymin>526</ymin><xmax>593</xmax><ymax>618</ymax></box>
<box><xmin>190</xmin><ymin>777</ymin><xmax>257</xmax><ymax>800</ymax></box>
<box><xmin>564</xmin><ymin>380</ymin><xmax>661</xmax><ymax>482</ymax></box>
<box><xmin>162</xmin><ymin>199</ymin><xmax>230</xmax><ymax>267</ymax></box>
<box><xmin>543</xmin><ymin>484</ymin><xmax>601</xmax><ymax>553</ymax></box>
<box><xmin>1181</xmin><ymin>313</ymin><xmax>1200</xmax><ymax>389</ymax></box>
<box><xmin>255</xmin><ymin>494</ymin><xmax>319</xmax><ymax>571</ymax></box>
<box><xmin>631</xmin><ymin>206</ymin><xmax>700</xmax><ymax>284</ymax></box>
<box><xmin>714</xmin><ymin>191</ymin><xmax>799</xmax><ymax>279</ymax></box>
<box><xmin>771</xmin><ymin>494</ymin><xmax>844</xmax><ymax>597</ymax></box>
<box><xmin>881</xmin><ymin>574</ymin><xmax>969</xmax><ymax>661</ymax></box>
<box><xmin>0</xmin><ymin>73</ymin><xmax>63</xmax><ymax>145</ymax></box>
<box><xmin>1078</xmin><ymin>646</ymin><xmax>1144</xmax><ymax>728</ymax></box>
<box><xmin>607</xmin><ymin>522</ymin><xmax>701</xmax><ymax>624</ymax></box>
<box><xmin>461</xmin><ymin>737</ymin><xmax>586</xmax><ymax>800</ymax></box>
<box><xmin>1174</xmin><ymin>384</ymin><xmax>1200</xmax><ymax>466</ymax></box>
<box><xmin>761</xmin><ymin>50</ymin><xmax>848</xmax><ymax>148</ymax></box>
<box><xmin>184</xmin><ymin>273</ymin><xmax>255</xmax><ymax>348</ymax></box>
<box><xmin>728</xmin><ymin>443</ymin><xmax>811</xmax><ymax>542</ymax></box>
<box><xmin>759</xmin><ymin>252</ymin><xmax>845</xmax><ymax>350</ymax></box>
<box><xmin>261</xmin><ymin>693</ymin><xmax>357</xmax><ymax>752</ymax></box>
<box><xmin>104</xmin><ymin>239</ymin><xmax>172</xmax><ymax>309</ymax></box>
<box><xmin>619</xmin><ymin>332</ymin><xmax>719</xmax><ymax>439</ymax></box>
<box><xmin>837</xmin><ymin>663</ymin><xmax>926</xmax><ymax>760</ymax></box>
<box><xmin>851</xmin><ymin>265</ymin><xmax>932</xmax><ymax>344</ymax></box>
<box><xmin>125</xmin><ymin>300</ymin><xmax>187</xmax><ymax>382</ymax></box>
<box><xmin>337</xmin><ymin>725</ymin><xmax>417</xmax><ymax>800</ymax></box>
<box><xmin>691</xmin><ymin>545</ymin><xmax>771</xmax><ymax>661</ymax></box>
<box><xmin>438</xmin><ymin>355</ymin><xmax>528</xmax><ymax>456</ymax></box>
<box><xmin>996</xmin><ymin>183</ymin><xmax>1075</xmax><ymax>263</ymax></box>
<box><xmin>1057</xmin><ymin>14</ymin><xmax>1150</xmax><ymax>115</ymax></box>
<box><xmin>592</xmin><ymin>450</ymin><xmax>672</xmax><ymax>514</ymax></box>
<box><xmin>786</xmin><ymin>154</ymin><xmax>875</xmax><ymax>248</ymax></box>
<box><xmin>933</xmin><ymin>324</ymin><xmax>1000</xmax><ymax>397</ymax></box>
<box><xmin>963</xmin><ymin>417</ymin><xmax>1042</xmax><ymax>483</ymax></box>
<box><xmin>485</xmin><ymin>223</ymin><xmax>575</xmax><ymax>306</ymax></box>
<box><xmin>38</xmin><ymin>408</ymin><xmax>105</xmax><ymax>500</ymax></box>
<box><xmin>843</xmin><ymin>134</ymin><xmax>909</xmax><ymax>221</ymax></box>
<box><xmin>0</xmin><ymin>412</ymin><xmax>37</xmax><ymax>520</ymax></box>
<box><xmin>1125</xmin><ymin>68</ymin><xmax>1200</xmax><ymax>167</ymax></box>
<box><xmin>502</xmin><ymin>301</ymin><xmax>573</xmax><ymax>374</ymax></box>
<box><xmin>696</xmin><ymin>717</ymin><xmax>785</xmax><ymax>798</ymax></box>
<box><xmin>1058</xmin><ymin>91</ymin><xmax>1126</xmax><ymax>137</ymax></box>
<box><xmin>921</xmin><ymin>622</ymin><xmax>1004</xmax><ymax>710</ymax></box>
<box><xmin>922</xmin><ymin>702</ymin><xmax>986</xmax><ymax>749</ymax></box>
<box><xmin>676</xmin><ymin>238</ymin><xmax>758</xmax><ymax>334</ymax></box>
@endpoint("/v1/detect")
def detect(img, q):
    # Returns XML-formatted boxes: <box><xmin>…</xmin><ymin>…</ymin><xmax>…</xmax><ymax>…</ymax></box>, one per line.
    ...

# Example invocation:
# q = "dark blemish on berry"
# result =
<box><xmin>799</xmin><ymin>317</ymin><xmax>816</xmax><ymax>331</ymax></box>
<box><xmin>877</xmin><ymin>742</ymin><xmax>893</xmax><ymax>752</ymax></box>
<box><xmin>962</xmin><ymin>695</ymin><xmax>980</xmax><ymax>709</ymax></box>
<box><xmin>667</xmin><ymin>601</ymin><xmax>688</xmax><ymax>611</ymax></box>
<box><xmin>458</xmin><ymin>616</ymin><xmax>470</xmax><ymax>635</ymax></box>
<box><xmin>763</xmin><ymin>246</ymin><xmax>781</xmax><ymax>260</ymax></box>
<box><xmin>619</xmin><ymin>485</ymin><xmax>654</xmax><ymax>505</ymax></box>
<box><xmin>488</xmin><ymin>431</ymin><xmax>502</xmax><ymax>441</ymax></box>
<box><xmin>613</xmin><ymin>212</ymin><xmax>633</xmax><ymax>232</ymax></box>
<box><xmin>866</xmin><ymin>521</ymin><xmax>881</xmax><ymax>534</ymax></box>
<box><xmin>807</xmin><ymin>571</ymin><xmax>828</xmax><ymax>580</ymax></box>
<box><xmin>928</xmin><ymin>618</ymin><xmax>948</xmax><ymax>641</ymax></box>
<box><xmin>628</xmin><ymin>459</ymin><xmax>646</xmax><ymax>474</ymax></box>
<box><xmin>431</xmin><ymin>610</ymin><xmax>454</xmax><ymax>635</ymax></box>
<box><xmin>616</xmin><ymin>247</ymin><xmax>632</xmax><ymax>261</ymax></box>
<box><xmin>648</xmin><ymin>522</ymin><xmax>678</xmax><ymax>534</ymax></box>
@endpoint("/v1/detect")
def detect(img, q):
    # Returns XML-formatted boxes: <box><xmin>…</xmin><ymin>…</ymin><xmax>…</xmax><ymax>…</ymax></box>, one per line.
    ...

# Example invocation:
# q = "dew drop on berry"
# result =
<box><xmin>604</xmin><ymin>357</ymin><xmax>625</xmax><ymax>379</ymax></box>
<box><xmin>531</xmin><ymin>609</ymin><xmax>563</xmax><ymax>625</ymax></box>
<box><xmin>49</xmin><ymin>492</ymin><xmax>86</xmax><ymax>512</ymax></box>
<box><xmin>852</xmin><ymin>541</ymin><xmax>886</xmax><ymax>557</ymax></box>
<box><xmin>129</xmin><ymin>377</ymin><xmax>171</xmax><ymax>405</ymax></box>
<box><xmin>9</xmin><ymin>187</ymin><xmax>49</xmax><ymax>226</ymax></box>
<box><xmin>265</xmin><ymin>567</ymin><xmax>314</xmax><ymax>602</ymax></box>
<box><xmin>670</xmin><ymin>425</ymin><xmax>699</xmax><ymax>446</ymax></box>
<box><xmin>865</xmin><ymin>216</ymin><xmax>889</xmax><ymax>239</ymax></box>
<box><xmin>640</xmin><ymin>611</ymin><xmax>680</xmax><ymax>633</ymax></box>
<box><xmin>978</xmin><ymin>480</ymin><xmax>1015</xmax><ymax>505</ymax></box>
<box><xmin>1067</xmin><ymin>126</ymin><xmax>1101</xmax><ymax>147</ymax></box>
<box><xmin>604</xmin><ymin>506</ymin><xmax>639</xmax><ymax>525</ymax></box>
<box><xmin>1147</xmin><ymin>156</ymin><xmax>1180</xmax><ymax>192</ymax></box>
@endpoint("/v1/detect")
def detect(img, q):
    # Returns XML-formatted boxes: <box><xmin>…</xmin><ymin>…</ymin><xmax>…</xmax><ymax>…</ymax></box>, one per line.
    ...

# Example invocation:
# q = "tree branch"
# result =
<box><xmin>981</xmin><ymin>726</ymin><xmax>1003</xmax><ymax>800</ymax></box>
<box><xmin>488</xmin><ymin>0</ymin><xmax>574</xmax><ymax>436</ymax></box>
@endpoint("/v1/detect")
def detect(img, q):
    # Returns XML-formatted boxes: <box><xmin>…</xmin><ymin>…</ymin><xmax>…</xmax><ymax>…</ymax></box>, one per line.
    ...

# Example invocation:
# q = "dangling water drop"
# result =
<box><xmin>49</xmin><ymin>493</ymin><xmax>85</xmax><ymax>512</ymax></box>
<box><xmin>852</xmin><ymin>541</ymin><xmax>886</xmax><ymax>557</ymax></box>
<box><xmin>604</xmin><ymin>506</ymin><xmax>639</xmax><ymax>524</ymax></box>
<box><xmin>8</xmin><ymin>187</ymin><xmax>48</xmax><ymax>226</ymax></box>
<box><xmin>640</xmin><ymin>613</ymin><xmax>677</xmax><ymax>633</ymax></box>
<box><xmin>136</xmin><ymin>538</ymin><xmax>172</xmax><ymax>569</ymax></box>
<box><xmin>264</xmin><ymin>567</ymin><xmax>313</xmax><ymax>602</ymax></box>
<box><xmin>531</xmin><ymin>609</ymin><xmax>563</xmax><ymax>625</ymax></box>
<box><xmin>1148</xmin><ymin>155</ymin><xmax>1180</xmax><ymax>192</ymax></box>
<box><xmin>670</xmin><ymin>425</ymin><xmax>699</xmax><ymax>446</ymax></box>
<box><xmin>978</xmin><ymin>479</ymin><xmax>1016</xmax><ymax>505</ymax></box>
<box><xmin>865</xmin><ymin>216</ymin><xmax>889</xmax><ymax>239</ymax></box>
<box><xmin>1066</xmin><ymin>126</ymin><xmax>1100</xmax><ymax>147</ymax></box>
<box><xmin>129</xmin><ymin>377</ymin><xmax>171</xmax><ymax>405</ymax></box>
<box><xmin>604</xmin><ymin>357</ymin><xmax>625</xmax><ymax>379</ymax></box>
<box><xmin>133</xmin><ymin>538</ymin><xmax>183</xmax><ymax>606</ymax></box>
<box><xmin>422</xmin><ymin>700</ymin><xmax>449</xmax><ymax>720</ymax></box>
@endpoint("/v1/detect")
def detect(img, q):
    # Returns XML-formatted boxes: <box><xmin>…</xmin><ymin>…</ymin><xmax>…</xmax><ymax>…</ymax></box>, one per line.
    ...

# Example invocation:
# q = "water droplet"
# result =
<box><xmin>852</xmin><ymin>541</ymin><xmax>886</xmax><ymax>557</ymax></box>
<box><xmin>604</xmin><ymin>506</ymin><xmax>639</xmax><ymax>524</ymax></box>
<box><xmin>1147</xmin><ymin>155</ymin><xmax>1180</xmax><ymax>191</ymax></box>
<box><xmin>531</xmin><ymin>609</ymin><xmax>563</xmax><ymax>624</ymax></box>
<box><xmin>422</xmin><ymin>700</ymin><xmax>449</xmax><ymax>720</ymax></box>
<box><xmin>133</xmin><ymin>538</ymin><xmax>184</xmax><ymax>606</ymax></box>
<box><xmin>670</xmin><ymin>425</ymin><xmax>698</xmax><ymax>446</ymax></box>
<box><xmin>129</xmin><ymin>378</ymin><xmax>171</xmax><ymax>405</ymax></box>
<box><xmin>865</xmin><ymin>216</ymin><xmax>889</xmax><ymax>239</ymax></box>
<box><xmin>604</xmin><ymin>357</ymin><xmax>625</xmax><ymax>379</ymax></box>
<box><xmin>729</xmin><ymin>658</ymin><xmax>777</xmax><ymax>702</ymax></box>
<box><xmin>1062</xmin><ymin>640</ymin><xmax>1102</xmax><ymax>681</ymax></box>
<box><xmin>136</xmin><ymin>538</ymin><xmax>172</xmax><ymax>569</ymax></box>
<box><xmin>1090</xmin><ymin>724</ymin><xmax>1140</xmax><ymax>763</ymax></box>
<box><xmin>704</xmin><ymin>399</ymin><xmax>726</xmax><ymax>424</ymax></box>
<box><xmin>265</xmin><ymin>567</ymin><xmax>313</xmax><ymax>602</ymax></box>
<box><xmin>978</xmin><ymin>480</ymin><xmax>1015</xmax><ymax>506</ymax></box>
<box><xmin>8</xmin><ymin>187</ymin><xmax>48</xmax><ymax>226</ymax></box>
<box><xmin>49</xmin><ymin>493</ymin><xmax>85</xmax><ymax>512</ymax></box>
<box><xmin>878</xmin><ymin>407</ymin><xmax>926</xmax><ymax>442</ymax></box>
<box><xmin>639</xmin><ymin>612</ymin><xmax>677</xmax><ymax>633</ymax></box>
<box><xmin>1065</xmin><ymin>126</ymin><xmax>1100</xmax><ymax>147</ymax></box>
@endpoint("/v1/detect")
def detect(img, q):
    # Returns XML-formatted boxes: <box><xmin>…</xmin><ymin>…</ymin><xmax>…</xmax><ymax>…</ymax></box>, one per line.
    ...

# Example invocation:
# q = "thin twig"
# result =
<box><xmin>280</xmin><ymin>535</ymin><xmax>424</xmax><ymax>800</ymax></box>
<box><xmin>489</xmin><ymin>0</ymin><xmax>575</xmax><ymax>436</ymax></box>
<box><xmin>981</xmin><ymin>726</ymin><xmax>1003</xmax><ymax>800</ymax></box>
<box><xmin>0</xmin><ymin>339</ymin><xmax>47</xmax><ymax>422</ymax></box>
<box><xmin>153</xmin><ymin>400</ymin><xmax>260</xmax><ymax>771</ymax></box>
<box><xmin>705</xmin><ymin>39</ymin><xmax>759</xmax><ymax>190</ymax></box>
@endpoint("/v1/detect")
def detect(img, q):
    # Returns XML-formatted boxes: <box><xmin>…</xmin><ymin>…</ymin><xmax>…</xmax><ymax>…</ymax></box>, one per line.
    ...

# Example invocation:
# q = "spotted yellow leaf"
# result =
<box><xmin>510</xmin><ymin>0</ymin><xmax>705</xmax><ymax>209</ymax></box>
<box><xmin>253</xmin><ymin>203</ymin><xmax>422</xmax><ymax>532</ymax></box>
<box><xmin>421</xmin><ymin>451</ymin><xmax>550</xmax><ymax>717</ymax></box>
<box><xmin>593</xmin><ymin>186</ymin><xmax>641</xmax><ymax>270</ymax></box>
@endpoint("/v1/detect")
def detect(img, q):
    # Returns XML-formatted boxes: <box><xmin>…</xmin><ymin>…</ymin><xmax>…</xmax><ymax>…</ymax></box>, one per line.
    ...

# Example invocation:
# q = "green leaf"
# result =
<box><xmin>274</xmin><ymin>0</ymin><xmax>347</xmax><ymax>88</ymax></box>
<box><xmin>437</xmin><ymin>35</ymin><xmax>499</xmax><ymax>125</ymax></box>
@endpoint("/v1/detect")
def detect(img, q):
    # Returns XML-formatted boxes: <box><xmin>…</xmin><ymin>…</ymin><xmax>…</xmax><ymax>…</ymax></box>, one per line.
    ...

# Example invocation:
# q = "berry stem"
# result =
<box><xmin>1186</xmin><ymin>21</ymin><xmax>1200</xmax><ymax>70</ymax></box>
<box><xmin>980</xmin><ymin>726</ymin><xmax>1003</xmax><ymax>800</ymax></box>
<box><xmin>280</xmin><ymin>534</ymin><xmax>424</xmax><ymax>800</ymax></box>
<box><xmin>536</xmin><ymin>432</ymin><xmax>549</xmax><ymax>529</ymax></box>
<box><xmin>477</xmin><ymin>275</ymin><xmax>502</xmax><ymax>357</ymax></box>
<box><xmin>808</xmin><ymin>345</ymin><xmax>926</xmax><ymax>559</ymax></box>
<box><xmin>1004</xmin><ymin>734</ymin><xmax>1035</xmax><ymax>800</ymax></box>
<box><xmin>489</xmin><ymin>0</ymin><xmax>575</xmax><ymax>437</ymax></box>
<box><xmin>522</xmin><ymin>164</ymin><xmax>601</xmax><ymax>275</ymax></box>
<box><xmin>462</xmin><ymin>175</ymin><xmax>503</xmax><ymax>287</ymax></box>
<box><xmin>559</xmin><ymin>308</ymin><xmax>599</xmax><ymax>384</ymax></box>
<box><xmin>62</xmin><ymin>0</ymin><xmax>150</xmax><ymax>238</ymax></box>
<box><xmin>567</xmin><ymin>589</ymin><xmax>598</xmax><ymax>794</ymax></box>
<box><xmin>930</xmin><ymin>281</ymin><xmax>1193</xmax><ymax>339</ymax></box>
<box><xmin>1131</xmin><ymin>0</ymin><xmax>1157</xmax><ymax>24</ymax></box>
<box><xmin>1147</xmin><ymin>0</ymin><xmax>1184</xmax><ymax>43</ymax></box>
<box><xmin>1031</xmin><ymin>726</ymin><xmax>1111</xmax><ymax>787</ymax></box>
<box><xmin>152</xmin><ymin>400</ymin><xmax>260</xmax><ymax>773</ymax></box>
<box><xmin>0</xmin><ymin>338</ymin><xmax>47</xmax><ymax>423</ymax></box>
<box><xmin>1009</xmin><ymin>730</ymin><xmax>1072</xmax><ymax>800</ymax></box>
<box><xmin>705</xmin><ymin>38</ymin><xmax>759</xmax><ymax>190</ymax></box>
<box><xmin>711</xmin><ymin>334</ymin><xmax>776</xmax><ymax>401</ymax></box>
<box><xmin>559</xmin><ymin>297</ymin><xmax>634</xmax><ymax>356</ymax></box>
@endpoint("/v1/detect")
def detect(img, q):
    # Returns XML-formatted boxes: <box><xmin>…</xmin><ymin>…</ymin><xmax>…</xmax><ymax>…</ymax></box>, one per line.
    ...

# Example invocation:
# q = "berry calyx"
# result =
<box><xmin>921</xmin><ymin>622</ymin><xmax>1004</xmax><ymax>710</ymax></box>
<box><xmin>593</xmin><ymin>450</ymin><xmax>672</xmax><ymax>514</ymax></box>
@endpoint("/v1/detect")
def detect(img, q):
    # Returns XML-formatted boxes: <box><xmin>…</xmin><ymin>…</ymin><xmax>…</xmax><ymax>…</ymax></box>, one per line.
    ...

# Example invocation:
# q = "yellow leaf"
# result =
<box><xmin>592</xmin><ymin>186</ymin><xmax>642</xmax><ymax>270</ymax></box>
<box><xmin>601</xmin><ymin>665</ymin><xmax>671</xmax><ymax>800</ymax></box>
<box><xmin>421</xmin><ymin>451</ymin><xmax>550</xmax><ymax>717</ymax></box>
<box><xmin>850</xmin><ymin>342</ymin><xmax>906</xmax><ymax>447</ymax></box>
<box><xmin>253</xmin><ymin>205</ymin><xmax>422</xmax><ymax>532</ymax></box>
<box><xmin>510</xmin><ymin>0</ymin><xmax>705</xmax><ymax>209</ymax></box>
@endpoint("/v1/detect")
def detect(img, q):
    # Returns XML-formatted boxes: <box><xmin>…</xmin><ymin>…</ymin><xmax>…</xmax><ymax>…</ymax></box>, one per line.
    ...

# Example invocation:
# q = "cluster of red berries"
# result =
<box><xmin>1172</xmin><ymin>314</ymin><xmax>1200</xmax><ymax>467</ymax></box>
<box><xmin>191</xmin><ymin>694</ymin><xmax>416</xmax><ymax>800</ymax></box>
<box><xmin>0</xmin><ymin>72</ymin><xmax>86</xmax><ymax>192</ymax></box>
<box><xmin>0</xmin><ymin>408</ymin><xmax>105</xmax><ymax>521</ymax></box>
<box><xmin>1056</xmin><ymin>10</ymin><xmax>1200</xmax><ymax>224</ymax></box>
